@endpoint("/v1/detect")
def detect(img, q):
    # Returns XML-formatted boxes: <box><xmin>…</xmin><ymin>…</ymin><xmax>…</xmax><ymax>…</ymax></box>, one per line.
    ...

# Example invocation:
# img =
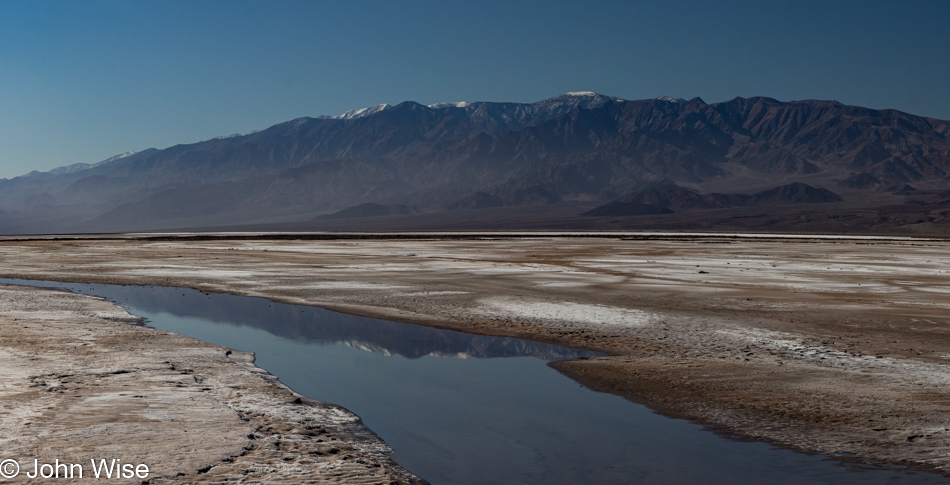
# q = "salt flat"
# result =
<box><xmin>0</xmin><ymin>284</ymin><xmax>421</xmax><ymax>483</ymax></box>
<box><xmin>1</xmin><ymin>233</ymin><xmax>949</xmax><ymax>474</ymax></box>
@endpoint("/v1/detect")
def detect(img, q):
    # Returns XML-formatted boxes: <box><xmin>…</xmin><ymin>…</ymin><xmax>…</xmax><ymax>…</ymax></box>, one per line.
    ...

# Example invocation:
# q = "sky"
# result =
<box><xmin>1</xmin><ymin>0</ymin><xmax>948</xmax><ymax>179</ymax></box>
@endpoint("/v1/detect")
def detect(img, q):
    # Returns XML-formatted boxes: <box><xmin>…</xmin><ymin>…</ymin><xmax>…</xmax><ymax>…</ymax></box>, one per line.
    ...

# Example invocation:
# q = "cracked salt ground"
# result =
<box><xmin>477</xmin><ymin>297</ymin><xmax>657</xmax><ymax>328</ymax></box>
<box><xmin>1</xmin><ymin>279</ymin><xmax>942</xmax><ymax>484</ymax></box>
<box><xmin>2</xmin><ymin>235</ymin><xmax>950</xmax><ymax>478</ymax></box>
<box><xmin>719</xmin><ymin>327</ymin><xmax>950</xmax><ymax>387</ymax></box>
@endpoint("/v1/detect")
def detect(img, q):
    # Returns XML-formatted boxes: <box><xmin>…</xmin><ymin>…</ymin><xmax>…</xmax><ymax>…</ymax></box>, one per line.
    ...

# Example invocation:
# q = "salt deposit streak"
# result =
<box><xmin>717</xmin><ymin>327</ymin><xmax>950</xmax><ymax>387</ymax></box>
<box><xmin>479</xmin><ymin>298</ymin><xmax>655</xmax><ymax>328</ymax></box>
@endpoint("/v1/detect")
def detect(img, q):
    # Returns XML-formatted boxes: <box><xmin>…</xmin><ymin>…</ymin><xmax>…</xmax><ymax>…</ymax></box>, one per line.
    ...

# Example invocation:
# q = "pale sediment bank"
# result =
<box><xmin>0</xmin><ymin>284</ymin><xmax>423</xmax><ymax>484</ymax></box>
<box><xmin>1</xmin><ymin>234</ymin><xmax>950</xmax><ymax>476</ymax></box>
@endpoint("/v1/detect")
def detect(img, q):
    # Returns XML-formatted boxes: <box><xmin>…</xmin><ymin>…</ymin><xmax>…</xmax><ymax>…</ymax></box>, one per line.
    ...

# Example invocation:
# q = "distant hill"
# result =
<box><xmin>446</xmin><ymin>192</ymin><xmax>504</xmax><ymax>210</ymax></box>
<box><xmin>583</xmin><ymin>183</ymin><xmax>842</xmax><ymax>217</ymax></box>
<box><xmin>1</xmin><ymin>92</ymin><xmax>949</xmax><ymax>234</ymax></box>
<box><xmin>313</xmin><ymin>203</ymin><xmax>420</xmax><ymax>220</ymax></box>
<box><xmin>838</xmin><ymin>172</ymin><xmax>884</xmax><ymax>191</ymax></box>
<box><xmin>748</xmin><ymin>182</ymin><xmax>843</xmax><ymax>205</ymax></box>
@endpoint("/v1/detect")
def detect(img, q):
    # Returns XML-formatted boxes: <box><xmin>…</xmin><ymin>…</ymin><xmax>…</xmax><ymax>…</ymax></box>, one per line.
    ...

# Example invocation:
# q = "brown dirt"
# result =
<box><xmin>1</xmin><ymin>233</ymin><xmax>950</xmax><ymax>475</ymax></box>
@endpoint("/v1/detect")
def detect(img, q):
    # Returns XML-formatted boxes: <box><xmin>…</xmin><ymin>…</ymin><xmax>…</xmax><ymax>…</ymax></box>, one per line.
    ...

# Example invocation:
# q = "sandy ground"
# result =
<box><xmin>0</xmin><ymin>284</ymin><xmax>422</xmax><ymax>484</ymax></box>
<box><xmin>1</xmin><ymin>234</ymin><xmax>950</xmax><ymax>476</ymax></box>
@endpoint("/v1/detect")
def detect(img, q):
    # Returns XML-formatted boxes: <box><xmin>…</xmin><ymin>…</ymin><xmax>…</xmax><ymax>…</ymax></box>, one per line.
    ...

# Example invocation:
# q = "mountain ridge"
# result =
<box><xmin>2</xmin><ymin>92</ymin><xmax>949</xmax><ymax>234</ymax></box>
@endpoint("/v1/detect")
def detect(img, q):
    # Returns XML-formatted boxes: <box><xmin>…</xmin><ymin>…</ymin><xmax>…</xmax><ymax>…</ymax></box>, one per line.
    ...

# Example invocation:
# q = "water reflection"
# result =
<box><xmin>0</xmin><ymin>278</ymin><xmax>600</xmax><ymax>361</ymax></box>
<box><xmin>0</xmin><ymin>278</ymin><xmax>941</xmax><ymax>484</ymax></box>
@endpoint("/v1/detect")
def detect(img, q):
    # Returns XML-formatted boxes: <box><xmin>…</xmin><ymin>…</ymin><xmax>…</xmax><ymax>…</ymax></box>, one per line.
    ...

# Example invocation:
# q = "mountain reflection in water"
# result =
<box><xmin>0</xmin><ymin>278</ymin><xmax>600</xmax><ymax>361</ymax></box>
<box><xmin>0</xmin><ymin>278</ymin><xmax>940</xmax><ymax>485</ymax></box>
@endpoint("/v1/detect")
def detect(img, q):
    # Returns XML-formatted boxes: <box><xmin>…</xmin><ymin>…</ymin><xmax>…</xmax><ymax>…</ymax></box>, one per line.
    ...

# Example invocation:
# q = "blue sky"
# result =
<box><xmin>1</xmin><ymin>0</ymin><xmax>948</xmax><ymax>179</ymax></box>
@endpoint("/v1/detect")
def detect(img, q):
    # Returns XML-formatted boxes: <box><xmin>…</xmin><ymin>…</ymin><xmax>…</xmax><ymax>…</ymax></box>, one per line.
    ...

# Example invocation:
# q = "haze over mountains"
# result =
<box><xmin>2</xmin><ymin>92</ymin><xmax>950</xmax><ymax>235</ymax></box>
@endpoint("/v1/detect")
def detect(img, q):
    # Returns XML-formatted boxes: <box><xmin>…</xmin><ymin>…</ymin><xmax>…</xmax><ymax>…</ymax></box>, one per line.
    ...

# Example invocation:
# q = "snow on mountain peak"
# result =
<box><xmin>656</xmin><ymin>96</ymin><xmax>687</xmax><ymax>103</ymax></box>
<box><xmin>27</xmin><ymin>151</ymin><xmax>140</xmax><ymax>178</ymax></box>
<box><xmin>212</xmin><ymin>129</ymin><xmax>262</xmax><ymax>140</ymax></box>
<box><xmin>329</xmin><ymin>103</ymin><xmax>392</xmax><ymax>120</ymax></box>
<box><xmin>562</xmin><ymin>91</ymin><xmax>600</xmax><ymax>97</ymax></box>
<box><xmin>428</xmin><ymin>101</ymin><xmax>471</xmax><ymax>109</ymax></box>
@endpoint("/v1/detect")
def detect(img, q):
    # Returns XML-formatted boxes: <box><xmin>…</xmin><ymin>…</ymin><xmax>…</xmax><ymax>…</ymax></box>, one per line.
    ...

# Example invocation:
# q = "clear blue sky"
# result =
<box><xmin>1</xmin><ymin>0</ymin><xmax>948</xmax><ymax>179</ymax></box>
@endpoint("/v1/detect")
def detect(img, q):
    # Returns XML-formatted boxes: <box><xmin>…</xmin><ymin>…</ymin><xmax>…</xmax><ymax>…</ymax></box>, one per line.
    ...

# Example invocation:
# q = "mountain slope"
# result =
<box><xmin>1</xmin><ymin>92</ymin><xmax>949</xmax><ymax>234</ymax></box>
<box><xmin>583</xmin><ymin>183</ymin><xmax>842</xmax><ymax>217</ymax></box>
<box><xmin>313</xmin><ymin>203</ymin><xmax>420</xmax><ymax>220</ymax></box>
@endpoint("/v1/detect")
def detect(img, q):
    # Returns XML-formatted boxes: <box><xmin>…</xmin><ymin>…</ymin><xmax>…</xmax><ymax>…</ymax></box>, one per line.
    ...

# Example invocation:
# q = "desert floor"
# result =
<box><xmin>0</xmin><ymin>283</ymin><xmax>422</xmax><ymax>483</ymax></box>
<box><xmin>1</xmin><ymin>233</ymin><xmax>949</xmax><ymax>476</ymax></box>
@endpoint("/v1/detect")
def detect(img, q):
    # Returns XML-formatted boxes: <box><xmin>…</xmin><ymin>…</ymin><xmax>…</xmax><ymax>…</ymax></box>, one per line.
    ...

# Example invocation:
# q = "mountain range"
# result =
<box><xmin>2</xmin><ymin>92</ymin><xmax>949</xmax><ymax>235</ymax></box>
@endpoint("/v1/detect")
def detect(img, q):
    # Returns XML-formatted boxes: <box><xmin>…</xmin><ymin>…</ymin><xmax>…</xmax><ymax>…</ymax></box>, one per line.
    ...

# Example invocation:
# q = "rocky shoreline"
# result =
<box><xmin>0</xmin><ymin>284</ymin><xmax>423</xmax><ymax>484</ymax></box>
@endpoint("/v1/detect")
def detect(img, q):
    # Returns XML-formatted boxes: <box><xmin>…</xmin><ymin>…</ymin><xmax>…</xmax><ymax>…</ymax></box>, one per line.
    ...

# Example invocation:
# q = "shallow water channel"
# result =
<box><xmin>2</xmin><ymin>278</ymin><xmax>944</xmax><ymax>484</ymax></box>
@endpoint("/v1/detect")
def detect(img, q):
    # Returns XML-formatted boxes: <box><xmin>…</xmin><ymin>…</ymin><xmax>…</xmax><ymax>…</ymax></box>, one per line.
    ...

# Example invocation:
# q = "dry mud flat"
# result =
<box><xmin>2</xmin><ymin>233</ymin><xmax>950</xmax><ymax>475</ymax></box>
<box><xmin>0</xmin><ymin>284</ymin><xmax>422</xmax><ymax>484</ymax></box>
